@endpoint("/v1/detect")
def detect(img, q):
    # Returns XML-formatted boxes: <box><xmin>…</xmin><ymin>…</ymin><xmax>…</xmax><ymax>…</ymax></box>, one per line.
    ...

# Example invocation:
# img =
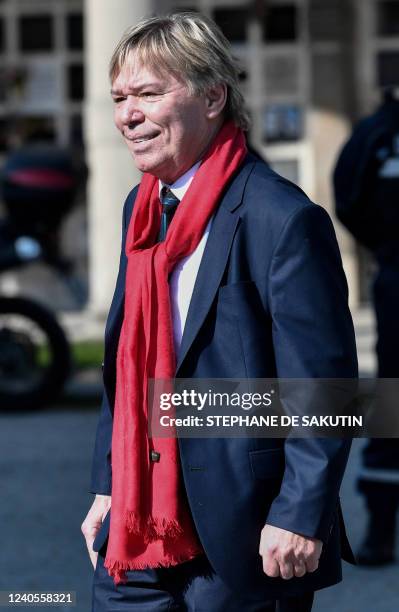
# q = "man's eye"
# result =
<box><xmin>112</xmin><ymin>97</ymin><xmax>125</xmax><ymax>103</ymax></box>
<box><xmin>141</xmin><ymin>92</ymin><xmax>160</xmax><ymax>99</ymax></box>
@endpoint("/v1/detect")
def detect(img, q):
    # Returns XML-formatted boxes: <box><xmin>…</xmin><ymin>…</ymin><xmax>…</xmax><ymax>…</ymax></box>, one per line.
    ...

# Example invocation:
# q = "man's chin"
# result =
<box><xmin>129</xmin><ymin>153</ymin><xmax>170</xmax><ymax>180</ymax></box>
<box><xmin>129</xmin><ymin>153</ymin><xmax>158</xmax><ymax>175</ymax></box>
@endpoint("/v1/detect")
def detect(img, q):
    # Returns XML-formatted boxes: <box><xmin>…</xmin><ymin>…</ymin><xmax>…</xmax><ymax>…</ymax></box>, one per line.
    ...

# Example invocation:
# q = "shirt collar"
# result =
<box><xmin>159</xmin><ymin>161</ymin><xmax>201</xmax><ymax>201</ymax></box>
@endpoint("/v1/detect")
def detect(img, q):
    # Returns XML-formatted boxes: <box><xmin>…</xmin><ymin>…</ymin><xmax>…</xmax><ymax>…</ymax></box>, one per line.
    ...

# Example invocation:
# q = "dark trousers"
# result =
<box><xmin>92</xmin><ymin>552</ymin><xmax>314</xmax><ymax>612</ymax></box>
<box><xmin>358</xmin><ymin>267</ymin><xmax>399</xmax><ymax>514</ymax></box>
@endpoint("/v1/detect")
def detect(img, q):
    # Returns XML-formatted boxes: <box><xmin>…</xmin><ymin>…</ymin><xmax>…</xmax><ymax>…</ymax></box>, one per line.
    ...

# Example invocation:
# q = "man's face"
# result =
<box><xmin>111</xmin><ymin>54</ymin><xmax>221</xmax><ymax>183</ymax></box>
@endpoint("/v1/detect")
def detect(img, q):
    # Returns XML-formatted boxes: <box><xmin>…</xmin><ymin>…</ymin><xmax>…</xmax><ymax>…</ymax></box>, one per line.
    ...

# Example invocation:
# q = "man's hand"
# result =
<box><xmin>81</xmin><ymin>494</ymin><xmax>111</xmax><ymax>569</ymax></box>
<box><xmin>259</xmin><ymin>524</ymin><xmax>323</xmax><ymax>580</ymax></box>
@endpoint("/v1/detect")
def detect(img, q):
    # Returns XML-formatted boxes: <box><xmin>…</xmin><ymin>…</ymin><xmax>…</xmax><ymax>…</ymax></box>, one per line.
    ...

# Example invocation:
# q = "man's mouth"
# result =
<box><xmin>127</xmin><ymin>133</ymin><xmax>159</xmax><ymax>144</ymax></box>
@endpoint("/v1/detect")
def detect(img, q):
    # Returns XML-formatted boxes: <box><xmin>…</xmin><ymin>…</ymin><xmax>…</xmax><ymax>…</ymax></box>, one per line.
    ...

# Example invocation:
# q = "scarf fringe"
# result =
<box><xmin>126</xmin><ymin>512</ymin><xmax>184</xmax><ymax>542</ymax></box>
<box><xmin>104</xmin><ymin>550</ymin><xmax>201</xmax><ymax>585</ymax></box>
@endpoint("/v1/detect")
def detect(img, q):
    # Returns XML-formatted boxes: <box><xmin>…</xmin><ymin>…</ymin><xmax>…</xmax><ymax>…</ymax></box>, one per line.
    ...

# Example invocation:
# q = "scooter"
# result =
<box><xmin>0</xmin><ymin>145</ymin><xmax>86</xmax><ymax>410</ymax></box>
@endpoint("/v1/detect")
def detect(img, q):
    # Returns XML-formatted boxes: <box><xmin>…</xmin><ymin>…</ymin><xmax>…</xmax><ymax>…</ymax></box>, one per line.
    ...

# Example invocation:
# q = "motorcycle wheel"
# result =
<box><xmin>0</xmin><ymin>296</ymin><xmax>71</xmax><ymax>410</ymax></box>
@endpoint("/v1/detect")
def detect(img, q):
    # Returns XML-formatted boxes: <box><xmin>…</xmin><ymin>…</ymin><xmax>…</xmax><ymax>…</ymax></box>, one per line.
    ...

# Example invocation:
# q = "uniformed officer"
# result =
<box><xmin>334</xmin><ymin>87</ymin><xmax>399</xmax><ymax>565</ymax></box>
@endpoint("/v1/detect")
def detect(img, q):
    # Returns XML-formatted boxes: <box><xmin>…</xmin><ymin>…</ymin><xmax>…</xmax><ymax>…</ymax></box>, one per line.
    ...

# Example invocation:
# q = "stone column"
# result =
<box><xmin>84</xmin><ymin>0</ymin><xmax>150</xmax><ymax>317</ymax></box>
<box><xmin>308</xmin><ymin>0</ymin><xmax>360</xmax><ymax>307</ymax></box>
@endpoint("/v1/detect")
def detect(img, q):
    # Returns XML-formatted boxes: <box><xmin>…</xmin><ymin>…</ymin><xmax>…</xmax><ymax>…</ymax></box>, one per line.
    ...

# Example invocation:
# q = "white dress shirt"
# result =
<box><xmin>160</xmin><ymin>162</ymin><xmax>213</xmax><ymax>354</ymax></box>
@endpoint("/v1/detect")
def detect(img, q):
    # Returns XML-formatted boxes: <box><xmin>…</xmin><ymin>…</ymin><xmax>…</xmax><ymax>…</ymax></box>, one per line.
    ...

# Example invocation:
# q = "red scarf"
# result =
<box><xmin>104</xmin><ymin>121</ymin><xmax>247</xmax><ymax>584</ymax></box>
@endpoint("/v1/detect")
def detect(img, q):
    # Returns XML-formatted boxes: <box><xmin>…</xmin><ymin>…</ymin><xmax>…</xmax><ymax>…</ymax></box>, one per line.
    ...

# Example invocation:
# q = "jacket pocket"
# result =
<box><xmin>249</xmin><ymin>447</ymin><xmax>285</xmax><ymax>480</ymax></box>
<box><xmin>218</xmin><ymin>279</ymin><xmax>257</xmax><ymax>293</ymax></box>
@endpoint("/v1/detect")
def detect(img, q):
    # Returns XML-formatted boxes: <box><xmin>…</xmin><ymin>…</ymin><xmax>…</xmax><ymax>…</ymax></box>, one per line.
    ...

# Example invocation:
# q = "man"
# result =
<box><xmin>334</xmin><ymin>87</ymin><xmax>399</xmax><ymax>565</ymax></box>
<box><xmin>82</xmin><ymin>12</ymin><xmax>357</xmax><ymax>612</ymax></box>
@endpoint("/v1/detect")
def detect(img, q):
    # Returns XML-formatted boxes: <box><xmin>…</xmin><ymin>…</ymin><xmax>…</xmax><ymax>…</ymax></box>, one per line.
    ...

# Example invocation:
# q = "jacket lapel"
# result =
<box><xmin>175</xmin><ymin>207</ymin><xmax>240</xmax><ymax>373</ymax></box>
<box><xmin>176</xmin><ymin>156</ymin><xmax>256</xmax><ymax>373</ymax></box>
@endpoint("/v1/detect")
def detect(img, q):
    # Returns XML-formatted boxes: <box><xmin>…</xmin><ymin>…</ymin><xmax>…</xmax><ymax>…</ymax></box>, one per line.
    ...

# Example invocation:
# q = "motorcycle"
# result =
<box><xmin>0</xmin><ymin>145</ymin><xmax>86</xmax><ymax>410</ymax></box>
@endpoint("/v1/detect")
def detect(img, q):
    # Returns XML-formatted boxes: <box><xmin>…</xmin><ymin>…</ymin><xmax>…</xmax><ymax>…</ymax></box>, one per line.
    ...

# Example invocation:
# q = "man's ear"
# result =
<box><xmin>205</xmin><ymin>83</ymin><xmax>227</xmax><ymax>120</ymax></box>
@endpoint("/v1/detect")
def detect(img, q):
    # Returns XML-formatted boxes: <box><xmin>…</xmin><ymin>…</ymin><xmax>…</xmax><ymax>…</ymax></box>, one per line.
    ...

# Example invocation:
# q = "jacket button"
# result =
<box><xmin>101</xmin><ymin>362</ymin><xmax>104</xmax><ymax>371</ymax></box>
<box><xmin>150</xmin><ymin>450</ymin><xmax>161</xmax><ymax>462</ymax></box>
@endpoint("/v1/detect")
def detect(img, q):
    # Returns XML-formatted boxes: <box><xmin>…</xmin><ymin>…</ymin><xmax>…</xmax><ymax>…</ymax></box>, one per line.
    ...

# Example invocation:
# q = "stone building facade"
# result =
<box><xmin>0</xmin><ymin>0</ymin><xmax>398</xmax><ymax>313</ymax></box>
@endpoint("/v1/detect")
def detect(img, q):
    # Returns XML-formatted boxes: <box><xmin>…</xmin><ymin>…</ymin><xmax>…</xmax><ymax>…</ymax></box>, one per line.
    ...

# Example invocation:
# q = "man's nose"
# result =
<box><xmin>121</xmin><ymin>96</ymin><xmax>145</xmax><ymax>124</ymax></box>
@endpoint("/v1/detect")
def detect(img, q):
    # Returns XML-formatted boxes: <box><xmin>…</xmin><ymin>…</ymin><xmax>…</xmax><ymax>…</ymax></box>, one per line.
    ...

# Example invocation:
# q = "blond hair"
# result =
<box><xmin>109</xmin><ymin>12</ymin><xmax>250</xmax><ymax>131</ymax></box>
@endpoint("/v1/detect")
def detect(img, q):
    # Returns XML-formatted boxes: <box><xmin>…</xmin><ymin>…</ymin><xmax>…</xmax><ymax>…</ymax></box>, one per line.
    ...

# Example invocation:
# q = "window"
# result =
<box><xmin>264</xmin><ymin>55</ymin><xmax>298</xmax><ymax>95</ymax></box>
<box><xmin>17</xmin><ymin>116</ymin><xmax>56</xmax><ymax>144</ymax></box>
<box><xmin>213</xmin><ymin>8</ymin><xmax>249</xmax><ymax>43</ymax></box>
<box><xmin>0</xmin><ymin>118</ymin><xmax>8</xmax><ymax>151</ymax></box>
<box><xmin>377</xmin><ymin>51</ymin><xmax>399</xmax><ymax>88</ymax></box>
<box><xmin>0</xmin><ymin>17</ymin><xmax>4</xmax><ymax>53</ymax></box>
<box><xmin>309</xmin><ymin>2</ymin><xmax>343</xmax><ymax>41</ymax></box>
<box><xmin>67</xmin><ymin>64</ymin><xmax>84</xmax><ymax>101</ymax></box>
<box><xmin>67</xmin><ymin>14</ymin><xmax>84</xmax><ymax>51</ymax></box>
<box><xmin>269</xmin><ymin>159</ymin><xmax>299</xmax><ymax>184</ymax></box>
<box><xmin>70</xmin><ymin>113</ymin><xmax>83</xmax><ymax>145</ymax></box>
<box><xmin>311</xmin><ymin>54</ymin><xmax>345</xmax><ymax>113</ymax></box>
<box><xmin>171</xmin><ymin>7</ymin><xmax>198</xmax><ymax>14</ymax></box>
<box><xmin>19</xmin><ymin>15</ymin><xmax>54</xmax><ymax>52</ymax></box>
<box><xmin>238</xmin><ymin>68</ymin><xmax>248</xmax><ymax>83</ymax></box>
<box><xmin>377</xmin><ymin>1</ymin><xmax>399</xmax><ymax>37</ymax></box>
<box><xmin>262</xmin><ymin>105</ymin><xmax>302</xmax><ymax>143</ymax></box>
<box><xmin>0</xmin><ymin>67</ymin><xmax>6</xmax><ymax>102</ymax></box>
<box><xmin>263</xmin><ymin>5</ymin><xmax>297</xmax><ymax>42</ymax></box>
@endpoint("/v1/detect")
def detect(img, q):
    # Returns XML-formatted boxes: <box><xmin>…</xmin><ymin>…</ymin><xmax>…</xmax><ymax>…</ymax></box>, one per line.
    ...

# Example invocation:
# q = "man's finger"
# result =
<box><xmin>278</xmin><ymin>560</ymin><xmax>294</xmax><ymax>580</ymax></box>
<box><xmin>262</xmin><ymin>555</ymin><xmax>280</xmax><ymax>578</ymax></box>
<box><xmin>305</xmin><ymin>556</ymin><xmax>320</xmax><ymax>573</ymax></box>
<box><xmin>83</xmin><ymin>532</ymin><xmax>98</xmax><ymax>569</ymax></box>
<box><xmin>81</xmin><ymin>495</ymin><xmax>111</xmax><ymax>570</ymax></box>
<box><xmin>293</xmin><ymin>561</ymin><xmax>306</xmax><ymax>578</ymax></box>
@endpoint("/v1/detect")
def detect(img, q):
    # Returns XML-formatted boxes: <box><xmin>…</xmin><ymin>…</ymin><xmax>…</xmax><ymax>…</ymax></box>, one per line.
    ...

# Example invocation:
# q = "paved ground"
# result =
<box><xmin>0</xmin><ymin>409</ymin><xmax>98</xmax><ymax>611</ymax></box>
<box><xmin>0</xmin><ymin>307</ymin><xmax>398</xmax><ymax>611</ymax></box>
<box><xmin>1</xmin><ymin>408</ymin><xmax>398</xmax><ymax>612</ymax></box>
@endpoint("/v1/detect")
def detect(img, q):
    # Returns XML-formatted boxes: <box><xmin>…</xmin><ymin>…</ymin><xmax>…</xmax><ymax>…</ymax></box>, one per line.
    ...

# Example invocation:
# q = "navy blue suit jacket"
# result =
<box><xmin>91</xmin><ymin>153</ymin><xmax>358</xmax><ymax>598</ymax></box>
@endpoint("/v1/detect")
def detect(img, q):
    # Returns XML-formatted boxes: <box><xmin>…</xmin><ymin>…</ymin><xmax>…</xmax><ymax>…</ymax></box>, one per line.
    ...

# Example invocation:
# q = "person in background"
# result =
<box><xmin>334</xmin><ymin>86</ymin><xmax>399</xmax><ymax>565</ymax></box>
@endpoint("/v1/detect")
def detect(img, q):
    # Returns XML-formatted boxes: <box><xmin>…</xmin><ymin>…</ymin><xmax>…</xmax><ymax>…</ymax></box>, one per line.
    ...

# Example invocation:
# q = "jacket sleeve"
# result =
<box><xmin>265</xmin><ymin>203</ymin><xmax>358</xmax><ymax>542</ymax></box>
<box><xmin>90</xmin><ymin>188</ymin><xmax>136</xmax><ymax>495</ymax></box>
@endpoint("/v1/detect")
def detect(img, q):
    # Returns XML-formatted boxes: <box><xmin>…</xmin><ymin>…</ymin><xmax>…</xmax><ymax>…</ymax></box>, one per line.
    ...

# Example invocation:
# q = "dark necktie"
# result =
<box><xmin>158</xmin><ymin>187</ymin><xmax>180</xmax><ymax>242</ymax></box>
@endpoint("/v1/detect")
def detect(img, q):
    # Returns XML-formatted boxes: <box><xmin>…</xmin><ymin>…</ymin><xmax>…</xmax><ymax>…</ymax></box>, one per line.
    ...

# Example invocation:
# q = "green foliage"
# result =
<box><xmin>72</xmin><ymin>340</ymin><xmax>104</xmax><ymax>370</ymax></box>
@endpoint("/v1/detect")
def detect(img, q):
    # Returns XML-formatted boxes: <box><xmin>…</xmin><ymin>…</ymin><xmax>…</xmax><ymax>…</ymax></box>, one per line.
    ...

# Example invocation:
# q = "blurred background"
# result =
<box><xmin>0</xmin><ymin>0</ymin><xmax>398</xmax><ymax>610</ymax></box>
